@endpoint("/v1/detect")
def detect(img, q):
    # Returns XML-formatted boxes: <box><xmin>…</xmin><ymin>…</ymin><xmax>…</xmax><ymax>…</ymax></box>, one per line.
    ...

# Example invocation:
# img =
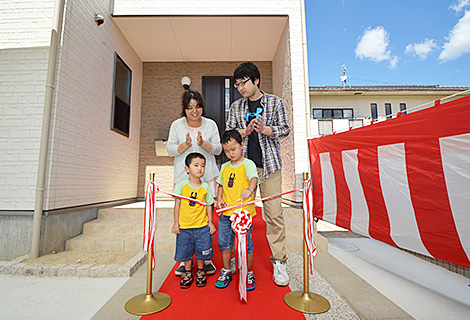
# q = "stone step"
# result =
<box><xmin>83</xmin><ymin>218</ymin><xmax>143</xmax><ymax>235</ymax></box>
<box><xmin>65</xmin><ymin>234</ymin><xmax>142</xmax><ymax>253</ymax></box>
<box><xmin>65</xmin><ymin>200</ymin><xmax>176</xmax><ymax>253</ymax></box>
<box><xmin>97</xmin><ymin>205</ymin><xmax>173</xmax><ymax>220</ymax></box>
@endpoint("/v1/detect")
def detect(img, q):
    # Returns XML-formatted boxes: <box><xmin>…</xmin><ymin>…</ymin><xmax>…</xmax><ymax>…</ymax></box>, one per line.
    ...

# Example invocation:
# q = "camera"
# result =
<box><xmin>94</xmin><ymin>13</ymin><xmax>104</xmax><ymax>26</ymax></box>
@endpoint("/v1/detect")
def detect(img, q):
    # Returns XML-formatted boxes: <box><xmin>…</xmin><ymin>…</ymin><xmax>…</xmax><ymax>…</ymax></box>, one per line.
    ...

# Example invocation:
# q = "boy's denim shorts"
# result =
<box><xmin>218</xmin><ymin>215</ymin><xmax>254</xmax><ymax>253</ymax></box>
<box><xmin>175</xmin><ymin>225</ymin><xmax>214</xmax><ymax>262</ymax></box>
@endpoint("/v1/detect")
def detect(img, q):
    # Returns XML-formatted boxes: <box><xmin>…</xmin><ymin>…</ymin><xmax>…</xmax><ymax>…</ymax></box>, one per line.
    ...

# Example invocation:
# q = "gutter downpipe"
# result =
<box><xmin>300</xmin><ymin>0</ymin><xmax>311</xmax><ymax>137</ymax></box>
<box><xmin>31</xmin><ymin>0</ymin><xmax>65</xmax><ymax>258</ymax></box>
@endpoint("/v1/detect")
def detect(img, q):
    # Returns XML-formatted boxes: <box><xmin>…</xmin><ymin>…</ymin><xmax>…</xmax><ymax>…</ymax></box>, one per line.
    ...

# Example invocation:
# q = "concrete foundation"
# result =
<box><xmin>0</xmin><ymin>207</ymin><xmax>97</xmax><ymax>260</ymax></box>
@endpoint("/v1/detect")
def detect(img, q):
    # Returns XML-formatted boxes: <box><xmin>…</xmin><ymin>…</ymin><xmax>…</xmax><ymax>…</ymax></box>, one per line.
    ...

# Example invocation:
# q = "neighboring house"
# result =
<box><xmin>309</xmin><ymin>85</ymin><xmax>470</xmax><ymax>137</ymax></box>
<box><xmin>0</xmin><ymin>0</ymin><xmax>309</xmax><ymax>259</ymax></box>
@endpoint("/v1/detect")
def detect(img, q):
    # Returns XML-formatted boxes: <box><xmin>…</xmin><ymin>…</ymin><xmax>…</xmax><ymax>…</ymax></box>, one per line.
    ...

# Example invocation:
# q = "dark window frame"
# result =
<box><xmin>371</xmin><ymin>103</ymin><xmax>378</xmax><ymax>120</ymax></box>
<box><xmin>111</xmin><ymin>53</ymin><xmax>132</xmax><ymax>137</ymax></box>
<box><xmin>311</xmin><ymin>108</ymin><xmax>354</xmax><ymax>119</ymax></box>
<box><xmin>385</xmin><ymin>103</ymin><xmax>392</xmax><ymax>119</ymax></box>
<box><xmin>400</xmin><ymin>103</ymin><xmax>407</xmax><ymax>115</ymax></box>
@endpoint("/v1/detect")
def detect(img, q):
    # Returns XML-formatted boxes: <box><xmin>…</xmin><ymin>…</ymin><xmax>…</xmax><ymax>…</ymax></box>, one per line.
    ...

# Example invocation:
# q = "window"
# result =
<box><xmin>333</xmin><ymin>109</ymin><xmax>343</xmax><ymax>118</ymax></box>
<box><xmin>323</xmin><ymin>109</ymin><xmax>333</xmax><ymax>118</ymax></box>
<box><xmin>224</xmin><ymin>78</ymin><xmax>231</xmax><ymax>123</ymax></box>
<box><xmin>385</xmin><ymin>103</ymin><xmax>392</xmax><ymax>119</ymax></box>
<box><xmin>312</xmin><ymin>108</ymin><xmax>354</xmax><ymax>119</ymax></box>
<box><xmin>111</xmin><ymin>54</ymin><xmax>132</xmax><ymax>137</ymax></box>
<box><xmin>313</xmin><ymin>109</ymin><xmax>323</xmax><ymax>118</ymax></box>
<box><xmin>371</xmin><ymin>103</ymin><xmax>378</xmax><ymax>120</ymax></box>
<box><xmin>400</xmin><ymin>103</ymin><xmax>407</xmax><ymax>115</ymax></box>
<box><xmin>343</xmin><ymin>109</ymin><xmax>353</xmax><ymax>119</ymax></box>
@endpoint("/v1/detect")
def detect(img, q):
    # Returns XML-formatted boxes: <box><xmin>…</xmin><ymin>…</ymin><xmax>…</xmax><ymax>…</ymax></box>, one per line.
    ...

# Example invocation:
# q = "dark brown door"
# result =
<box><xmin>202</xmin><ymin>76</ymin><xmax>242</xmax><ymax>166</ymax></box>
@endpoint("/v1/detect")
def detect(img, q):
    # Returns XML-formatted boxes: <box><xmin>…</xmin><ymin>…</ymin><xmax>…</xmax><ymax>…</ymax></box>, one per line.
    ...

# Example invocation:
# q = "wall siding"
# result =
<box><xmin>45</xmin><ymin>0</ymin><xmax>143</xmax><ymax>209</ymax></box>
<box><xmin>0</xmin><ymin>0</ymin><xmax>55</xmax><ymax>210</ymax></box>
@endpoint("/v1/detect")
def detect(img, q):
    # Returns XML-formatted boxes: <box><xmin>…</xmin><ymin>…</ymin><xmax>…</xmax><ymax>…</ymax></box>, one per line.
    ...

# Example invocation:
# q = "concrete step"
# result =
<box><xmin>97</xmin><ymin>208</ymin><xmax>144</xmax><ymax>219</ymax></box>
<box><xmin>97</xmin><ymin>206</ymin><xmax>173</xmax><ymax>220</ymax></box>
<box><xmin>65</xmin><ymin>200</ymin><xmax>176</xmax><ymax>253</ymax></box>
<box><xmin>65</xmin><ymin>234</ymin><xmax>142</xmax><ymax>252</ymax></box>
<box><xmin>83</xmin><ymin>218</ymin><xmax>143</xmax><ymax>235</ymax></box>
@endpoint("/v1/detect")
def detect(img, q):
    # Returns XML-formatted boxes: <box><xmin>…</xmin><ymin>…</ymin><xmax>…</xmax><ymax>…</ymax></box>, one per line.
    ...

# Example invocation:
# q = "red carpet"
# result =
<box><xmin>141</xmin><ymin>206</ymin><xmax>304</xmax><ymax>320</ymax></box>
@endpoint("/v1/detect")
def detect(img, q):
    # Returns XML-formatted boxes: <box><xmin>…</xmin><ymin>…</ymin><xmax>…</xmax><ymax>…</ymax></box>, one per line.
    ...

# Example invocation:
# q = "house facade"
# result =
<box><xmin>0</xmin><ymin>0</ymin><xmax>309</xmax><ymax>259</ymax></box>
<box><xmin>309</xmin><ymin>85</ymin><xmax>470</xmax><ymax>137</ymax></box>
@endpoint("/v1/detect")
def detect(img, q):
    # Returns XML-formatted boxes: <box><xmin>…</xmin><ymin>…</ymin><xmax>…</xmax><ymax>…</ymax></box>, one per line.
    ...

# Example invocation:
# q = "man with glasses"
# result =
<box><xmin>226</xmin><ymin>62</ymin><xmax>291</xmax><ymax>287</ymax></box>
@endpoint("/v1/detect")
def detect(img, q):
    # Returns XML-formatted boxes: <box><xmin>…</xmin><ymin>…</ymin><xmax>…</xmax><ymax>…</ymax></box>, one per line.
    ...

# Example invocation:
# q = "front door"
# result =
<box><xmin>202</xmin><ymin>76</ymin><xmax>242</xmax><ymax>166</ymax></box>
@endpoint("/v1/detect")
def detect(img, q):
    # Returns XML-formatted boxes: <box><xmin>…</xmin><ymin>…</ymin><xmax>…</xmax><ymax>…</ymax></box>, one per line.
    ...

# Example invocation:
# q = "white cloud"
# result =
<box><xmin>355</xmin><ymin>26</ymin><xmax>398</xmax><ymax>68</ymax></box>
<box><xmin>389</xmin><ymin>56</ymin><xmax>399</xmax><ymax>69</ymax></box>
<box><xmin>405</xmin><ymin>38</ymin><xmax>438</xmax><ymax>60</ymax></box>
<box><xmin>450</xmin><ymin>0</ymin><xmax>470</xmax><ymax>13</ymax></box>
<box><xmin>440</xmin><ymin>10</ymin><xmax>470</xmax><ymax>61</ymax></box>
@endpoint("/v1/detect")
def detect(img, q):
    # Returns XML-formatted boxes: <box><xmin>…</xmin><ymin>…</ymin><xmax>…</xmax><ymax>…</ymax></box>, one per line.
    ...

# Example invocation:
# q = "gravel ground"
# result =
<box><xmin>287</xmin><ymin>252</ymin><xmax>360</xmax><ymax>320</ymax></box>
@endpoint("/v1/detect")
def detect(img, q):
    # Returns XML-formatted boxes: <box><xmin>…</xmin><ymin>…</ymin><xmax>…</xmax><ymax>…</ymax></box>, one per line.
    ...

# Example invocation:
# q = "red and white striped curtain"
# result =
<box><xmin>308</xmin><ymin>95</ymin><xmax>470</xmax><ymax>268</ymax></box>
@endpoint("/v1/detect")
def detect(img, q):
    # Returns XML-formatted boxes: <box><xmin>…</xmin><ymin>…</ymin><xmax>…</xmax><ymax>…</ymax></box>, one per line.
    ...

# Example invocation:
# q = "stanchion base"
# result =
<box><xmin>125</xmin><ymin>292</ymin><xmax>172</xmax><ymax>315</ymax></box>
<box><xmin>284</xmin><ymin>291</ymin><xmax>330</xmax><ymax>314</ymax></box>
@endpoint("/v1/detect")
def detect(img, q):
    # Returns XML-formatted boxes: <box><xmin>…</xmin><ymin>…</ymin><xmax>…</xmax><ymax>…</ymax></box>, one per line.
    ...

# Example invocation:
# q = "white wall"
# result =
<box><xmin>44</xmin><ymin>0</ymin><xmax>143</xmax><ymax>209</ymax></box>
<box><xmin>0</xmin><ymin>0</ymin><xmax>55</xmax><ymax>210</ymax></box>
<box><xmin>310</xmin><ymin>93</ymin><xmax>458</xmax><ymax>120</ymax></box>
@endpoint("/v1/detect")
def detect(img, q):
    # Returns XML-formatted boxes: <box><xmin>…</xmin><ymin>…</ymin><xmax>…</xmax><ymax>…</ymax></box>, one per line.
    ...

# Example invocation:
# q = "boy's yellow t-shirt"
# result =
<box><xmin>216</xmin><ymin>158</ymin><xmax>259</xmax><ymax>217</ymax></box>
<box><xmin>173</xmin><ymin>180</ymin><xmax>214</xmax><ymax>229</ymax></box>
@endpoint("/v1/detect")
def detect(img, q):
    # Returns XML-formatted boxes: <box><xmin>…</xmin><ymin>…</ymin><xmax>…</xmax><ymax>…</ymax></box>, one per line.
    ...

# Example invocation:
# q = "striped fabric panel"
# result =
<box><xmin>308</xmin><ymin>95</ymin><xmax>470</xmax><ymax>268</ymax></box>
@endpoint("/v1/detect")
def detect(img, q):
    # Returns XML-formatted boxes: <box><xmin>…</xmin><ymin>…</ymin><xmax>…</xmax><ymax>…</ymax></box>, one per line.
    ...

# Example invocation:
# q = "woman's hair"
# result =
<box><xmin>234</xmin><ymin>61</ymin><xmax>261</xmax><ymax>88</ymax></box>
<box><xmin>181</xmin><ymin>89</ymin><xmax>205</xmax><ymax>117</ymax></box>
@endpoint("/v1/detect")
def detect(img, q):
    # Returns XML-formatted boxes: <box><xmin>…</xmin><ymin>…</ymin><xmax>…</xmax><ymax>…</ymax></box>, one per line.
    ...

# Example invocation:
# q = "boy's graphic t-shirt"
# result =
<box><xmin>216</xmin><ymin>158</ymin><xmax>259</xmax><ymax>217</ymax></box>
<box><xmin>173</xmin><ymin>180</ymin><xmax>214</xmax><ymax>229</ymax></box>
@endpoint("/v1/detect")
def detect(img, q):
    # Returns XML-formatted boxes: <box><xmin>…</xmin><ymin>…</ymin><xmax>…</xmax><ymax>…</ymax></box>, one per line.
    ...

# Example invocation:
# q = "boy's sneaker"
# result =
<box><xmin>272</xmin><ymin>260</ymin><xmax>289</xmax><ymax>286</ymax></box>
<box><xmin>196</xmin><ymin>269</ymin><xmax>207</xmax><ymax>287</ymax></box>
<box><xmin>180</xmin><ymin>272</ymin><xmax>193</xmax><ymax>289</ymax></box>
<box><xmin>247</xmin><ymin>272</ymin><xmax>255</xmax><ymax>291</ymax></box>
<box><xmin>215</xmin><ymin>269</ymin><xmax>232</xmax><ymax>289</ymax></box>
<box><xmin>175</xmin><ymin>261</ymin><xmax>192</xmax><ymax>276</ymax></box>
<box><xmin>203</xmin><ymin>260</ymin><xmax>216</xmax><ymax>275</ymax></box>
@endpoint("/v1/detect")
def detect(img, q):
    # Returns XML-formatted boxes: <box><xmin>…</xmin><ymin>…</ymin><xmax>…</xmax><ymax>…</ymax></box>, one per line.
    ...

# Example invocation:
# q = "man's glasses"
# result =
<box><xmin>234</xmin><ymin>78</ymin><xmax>251</xmax><ymax>88</ymax></box>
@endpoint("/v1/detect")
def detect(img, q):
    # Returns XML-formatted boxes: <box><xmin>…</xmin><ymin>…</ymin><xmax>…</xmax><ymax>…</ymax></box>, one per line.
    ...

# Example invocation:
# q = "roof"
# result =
<box><xmin>310</xmin><ymin>85</ymin><xmax>470</xmax><ymax>92</ymax></box>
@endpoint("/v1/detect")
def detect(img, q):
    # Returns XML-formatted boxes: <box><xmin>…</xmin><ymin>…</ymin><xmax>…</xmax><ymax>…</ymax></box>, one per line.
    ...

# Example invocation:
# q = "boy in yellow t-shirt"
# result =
<box><xmin>172</xmin><ymin>153</ymin><xmax>215</xmax><ymax>289</ymax></box>
<box><xmin>215</xmin><ymin>130</ymin><xmax>259</xmax><ymax>290</ymax></box>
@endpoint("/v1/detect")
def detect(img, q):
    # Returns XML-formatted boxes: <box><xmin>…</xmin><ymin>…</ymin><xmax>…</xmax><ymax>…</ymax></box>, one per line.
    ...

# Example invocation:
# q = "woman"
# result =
<box><xmin>166</xmin><ymin>89</ymin><xmax>221</xmax><ymax>276</ymax></box>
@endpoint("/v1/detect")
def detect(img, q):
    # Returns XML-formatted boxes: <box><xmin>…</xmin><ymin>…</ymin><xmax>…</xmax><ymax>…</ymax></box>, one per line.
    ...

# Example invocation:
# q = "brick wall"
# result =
<box><xmin>0</xmin><ymin>0</ymin><xmax>55</xmax><ymax>210</ymax></box>
<box><xmin>138</xmin><ymin>61</ymin><xmax>273</xmax><ymax>198</ymax></box>
<box><xmin>272</xmin><ymin>21</ymin><xmax>298</xmax><ymax>202</ymax></box>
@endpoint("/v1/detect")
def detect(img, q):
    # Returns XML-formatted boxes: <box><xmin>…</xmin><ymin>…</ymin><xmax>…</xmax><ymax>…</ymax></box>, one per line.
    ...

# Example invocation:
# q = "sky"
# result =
<box><xmin>305</xmin><ymin>0</ymin><xmax>470</xmax><ymax>86</ymax></box>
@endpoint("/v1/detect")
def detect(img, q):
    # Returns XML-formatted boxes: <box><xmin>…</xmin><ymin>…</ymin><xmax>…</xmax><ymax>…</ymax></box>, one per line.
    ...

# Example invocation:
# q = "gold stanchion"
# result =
<box><xmin>125</xmin><ymin>174</ymin><xmax>171</xmax><ymax>315</ymax></box>
<box><xmin>284</xmin><ymin>172</ymin><xmax>330</xmax><ymax>314</ymax></box>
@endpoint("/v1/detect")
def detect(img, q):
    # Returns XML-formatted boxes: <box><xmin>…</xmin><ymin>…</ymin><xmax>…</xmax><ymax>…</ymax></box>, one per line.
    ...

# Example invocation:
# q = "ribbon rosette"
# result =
<box><xmin>230</xmin><ymin>208</ymin><xmax>252</xmax><ymax>302</ymax></box>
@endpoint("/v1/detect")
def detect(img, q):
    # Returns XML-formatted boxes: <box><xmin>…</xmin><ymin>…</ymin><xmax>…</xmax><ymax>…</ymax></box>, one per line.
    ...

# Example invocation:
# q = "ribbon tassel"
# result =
<box><xmin>144</xmin><ymin>181</ymin><xmax>156</xmax><ymax>270</ymax></box>
<box><xmin>230</xmin><ymin>206</ymin><xmax>252</xmax><ymax>302</ymax></box>
<box><xmin>303</xmin><ymin>179</ymin><xmax>317</xmax><ymax>274</ymax></box>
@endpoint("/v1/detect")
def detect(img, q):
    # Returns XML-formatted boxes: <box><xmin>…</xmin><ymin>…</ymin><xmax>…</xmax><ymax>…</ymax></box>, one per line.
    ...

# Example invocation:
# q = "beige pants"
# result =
<box><xmin>257</xmin><ymin>168</ymin><xmax>287</xmax><ymax>263</ymax></box>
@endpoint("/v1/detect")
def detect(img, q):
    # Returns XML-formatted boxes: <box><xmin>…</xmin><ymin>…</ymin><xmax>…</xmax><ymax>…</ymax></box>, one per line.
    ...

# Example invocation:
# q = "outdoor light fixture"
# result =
<box><xmin>94</xmin><ymin>13</ymin><xmax>104</xmax><ymax>26</ymax></box>
<box><xmin>181</xmin><ymin>76</ymin><xmax>191</xmax><ymax>90</ymax></box>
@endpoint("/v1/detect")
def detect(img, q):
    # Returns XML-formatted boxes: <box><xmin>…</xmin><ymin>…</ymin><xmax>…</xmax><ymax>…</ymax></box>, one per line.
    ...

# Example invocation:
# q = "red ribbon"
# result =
<box><xmin>215</xmin><ymin>189</ymin><xmax>301</xmax><ymax>216</ymax></box>
<box><xmin>156</xmin><ymin>187</ymin><xmax>207</xmax><ymax>206</ymax></box>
